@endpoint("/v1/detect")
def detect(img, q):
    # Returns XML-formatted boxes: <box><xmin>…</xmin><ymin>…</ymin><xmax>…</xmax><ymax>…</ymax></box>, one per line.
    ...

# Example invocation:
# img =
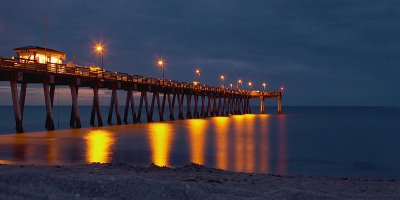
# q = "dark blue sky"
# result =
<box><xmin>0</xmin><ymin>0</ymin><xmax>399</xmax><ymax>106</ymax></box>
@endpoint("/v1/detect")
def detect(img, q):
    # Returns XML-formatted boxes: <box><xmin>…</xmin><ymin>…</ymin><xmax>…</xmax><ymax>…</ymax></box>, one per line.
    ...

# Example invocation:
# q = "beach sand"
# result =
<box><xmin>0</xmin><ymin>163</ymin><xmax>398</xmax><ymax>199</ymax></box>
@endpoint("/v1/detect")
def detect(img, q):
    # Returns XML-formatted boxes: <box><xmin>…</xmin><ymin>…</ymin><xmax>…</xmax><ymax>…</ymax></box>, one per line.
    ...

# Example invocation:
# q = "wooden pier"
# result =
<box><xmin>0</xmin><ymin>56</ymin><xmax>283</xmax><ymax>133</ymax></box>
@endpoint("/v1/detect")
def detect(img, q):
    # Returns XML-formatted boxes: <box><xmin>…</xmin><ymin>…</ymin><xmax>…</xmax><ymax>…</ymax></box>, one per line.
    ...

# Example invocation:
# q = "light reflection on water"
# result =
<box><xmin>187</xmin><ymin>119</ymin><xmax>207</xmax><ymax>165</ymax></box>
<box><xmin>214</xmin><ymin>117</ymin><xmax>229</xmax><ymax>170</ymax></box>
<box><xmin>258</xmin><ymin>114</ymin><xmax>270</xmax><ymax>173</ymax></box>
<box><xmin>0</xmin><ymin>107</ymin><xmax>398</xmax><ymax>179</ymax></box>
<box><xmin>0</xmin><ymin>114</ymin><xmax>284</xmax><ymax>175</ymax></box>
<box><xmin>148</xmin><ymin>123</ymin><xmax>174</xmax><ymax>166</ymax></box>
<box><xmin>85</xmin><ymin>130</ymin><xmax>115</xmax><ymax>163</ymax></box>
<box><xmin>232</xmin><ymin>115</ymin><xmax>245</xmax><ymax>171</ymax></box>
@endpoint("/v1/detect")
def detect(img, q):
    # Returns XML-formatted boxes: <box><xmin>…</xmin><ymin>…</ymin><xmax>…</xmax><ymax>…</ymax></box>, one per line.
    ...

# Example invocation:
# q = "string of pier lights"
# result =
<box><xmin>93</xmin><ymin>45</ymin><xmax>284</xmax><ymax>93</ymax></box>
<box><xmin>191</xmin><ymin>69</ymin><xmax>284</xmax><ymax>93</ymax></box>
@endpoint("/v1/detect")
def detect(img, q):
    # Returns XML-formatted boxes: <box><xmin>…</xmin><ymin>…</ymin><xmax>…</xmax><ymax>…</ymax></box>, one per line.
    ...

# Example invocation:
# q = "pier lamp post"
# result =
<box><xmin>95</xmin><ymin>44</ymin><xmax>104</xmax><ymax>70</ymax></box>
<box><xmin>248</xmin><ymin>82</ymin><xmax>252</xmax><ymax>89</ymax></box>
<box><xmin>237</xmin><ymin>79</ymin><xmax>242</xmax><ymax>90</ymax></box>
<box><xmin>280</xmin><ymin>86</ymin><xmax>284</xmax><ymax>92</ymax></box>
<box><xmin>196</xmin><ymin>69</ymin><xmax>200</xmax><ymax>82</ymax></box>
<box><xmin>262</xmin><ymin>83</ymin><xmax>266</xmax><ymax>92</ymax></box>
<box><xmin>157</xmin><ymin>59</ymin><xmax>165</xmax><ymax>85</ymax></box>
<box><xmin>220</xmin><ymin>75</ymin><xmax>225</xmax><ymax>88</ymax></box>
<box><xmin>229</xmin><ymin>84</ymin><xmax>233</xmax><ymax>89</ymax></box>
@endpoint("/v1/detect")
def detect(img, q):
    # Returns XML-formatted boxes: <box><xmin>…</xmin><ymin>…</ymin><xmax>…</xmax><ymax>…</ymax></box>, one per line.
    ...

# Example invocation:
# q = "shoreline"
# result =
<box><xmin>0</xmin><ymin>163</ymin><xmax>398</xmax><ymax>199</ymax></box>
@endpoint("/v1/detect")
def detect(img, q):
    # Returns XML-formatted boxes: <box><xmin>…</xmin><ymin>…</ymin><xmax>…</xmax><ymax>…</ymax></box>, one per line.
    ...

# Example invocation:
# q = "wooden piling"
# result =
<box><xmin>107</xmin><ymin>88</ymin><xmax>122</xmax><ymax>124</ymax></box>
<box><xmin>149</xmin><ymin>92</ymin><xmax>157</xmax><ymax>122</ymax></box>
<box><xmin>177</xmin><ymin>93</ymin><xmax>184</xmax><ymax>119</ymax></box>
<box><xmin>123</xmin><ymin>89</ymin><xmax>137</xmax><ymax>124</ymax></box>
<box><xmin>69</xmin><ymin>83</ymin><xmax>81</xmax><ymax>128</ymax></box>
<box><xmin>193</xmin><ymin>95</ymin><xmax>199</xmax><ymax>118</ymax></box>
<box><xmin>46</xmin><ymin>84</ymin><xmax>55</xmax><ymax>128</ymax></box>
<box><xmin>186</xmin><ymin>94</ymin><xmax>192</xmax><ymax>119</ymax></box>
<box><xmin>160</xmin><ymin>93</ymin><xmax>166</xmax><ymax>121</ymax></box>
<box><xmin>278</xmin><ymin>95</ymin><xmax>282</xmax><ymax>114</ymax></box>
<box><xmin>168</xmin><ymin>93</ymin><xmax>174</xmax><ymax>120</ymax></box>
<box><xmin>200</xmin><ymin>95</ymin><xmax>206</xmax><ymax>117</ymax></box>
<box><xmin>205</xmin><ymin>95</ymin><xmax>211</xmax><ymax>118</ymax></box>
<box><xmin>90</xmin><ymin>86</ymin><xmax>103</xmax><ymax>126</ymax></box>
<box><xmin>44</xmin><ymin>81</ymin><xmax>55</xmax><ymax>130</ymax></box>
<box><xmin>10</xmin><ymin>77</ymin><xmax>23</xmax><ymax>133</ymax></box>
<box><xmin>217</xmin><ymin>97</ymin><xmax>222</xmax><ymax>116</ymax></box>
<box><xmin>19</xmin><ymin>82</ymin><xmax>27</xmax><ymax>121</ymax></box>
<box><xmin>136</xmin><ymin>90</ymin><xmax>150</xmax><ymax>122</ymax></box>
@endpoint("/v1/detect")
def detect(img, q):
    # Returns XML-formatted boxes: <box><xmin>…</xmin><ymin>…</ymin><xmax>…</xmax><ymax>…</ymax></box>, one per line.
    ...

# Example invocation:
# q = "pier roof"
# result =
<box><xmin>14</xmin><ymin>46</ymin><xmax>66</xmax><ymax>55</ymax></box>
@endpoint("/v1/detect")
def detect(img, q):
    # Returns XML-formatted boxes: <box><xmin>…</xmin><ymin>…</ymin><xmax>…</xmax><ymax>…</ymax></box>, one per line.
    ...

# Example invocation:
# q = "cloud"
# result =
<box><xmin>0</xmin><ymin>0</ymin><xmax>399</xmax><ymax>106</ymax></box>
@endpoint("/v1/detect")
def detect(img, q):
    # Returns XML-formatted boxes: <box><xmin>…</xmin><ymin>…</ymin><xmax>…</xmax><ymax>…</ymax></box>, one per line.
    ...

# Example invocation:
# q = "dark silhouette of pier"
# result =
<box><xmin>0</xmin><ymin>56</ymin><xmax>282</xmax><ymax>133</ymax></box>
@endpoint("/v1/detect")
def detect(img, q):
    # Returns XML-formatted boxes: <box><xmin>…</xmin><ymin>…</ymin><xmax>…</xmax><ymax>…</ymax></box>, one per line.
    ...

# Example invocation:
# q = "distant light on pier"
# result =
<box><xmin>157</xmin><ymin>58</ymin><xmax>166</xmax><ymax>79</ymax></box>
<box><xmin>95</xmin><ymin>44</ymin><xmax>104</xmax><ymax>70</ymax></box>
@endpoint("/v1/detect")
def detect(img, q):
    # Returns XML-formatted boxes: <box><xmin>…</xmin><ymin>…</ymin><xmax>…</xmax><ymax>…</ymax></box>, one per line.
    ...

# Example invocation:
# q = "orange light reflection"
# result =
<box><xmin>46</xmin><ymin>132</ymin><xmax>58</xmax><ymax>164</ymax></box>
<box><xmin>148</xmin><ymin>123</ymin><xmax>174</xmax><ymax>166</ymax></box>
<box><xmin>85</xmin><ymin>129</ymin><xmax>115</xmax><ymax>163</ymax></box>
<box><xmin>232</xmin><ymin>115</ymin><xmax>245</xmax><ymax>171</ymax></box>
<box><xmin>258</xmin><ymin>114</ymin><xmax>270</xmax><ymax>173</ymax></box>
<box><xmin>213</xmin><ymin>117</ymin><xmax>229</xmax><ymax>170</ymax></box>
<box><xmin>244</xmin><ymin>114</ymin><xmax>256</xmax><ymax>172</ymax></box>
<box><xmin>188</xmin><ymin>119</ymin><xmax>207</xmax><ymax>165</ymax></box>
<box><xmin>14</xmin><ymin>134</ymin><xmax>27</xmax><ymax>162</ymax></box>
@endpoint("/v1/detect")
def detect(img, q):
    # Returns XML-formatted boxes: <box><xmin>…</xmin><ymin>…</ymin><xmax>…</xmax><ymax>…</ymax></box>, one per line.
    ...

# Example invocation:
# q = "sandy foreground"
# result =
<box><xmin>0</xmin><ymin>163</ymin><xmax>399</xmax><ymax>200</ymax></box>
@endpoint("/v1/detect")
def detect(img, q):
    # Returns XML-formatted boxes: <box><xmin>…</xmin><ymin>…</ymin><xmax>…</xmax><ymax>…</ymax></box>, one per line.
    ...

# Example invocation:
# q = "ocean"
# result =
<box><xmin>0</xmin><ymin>106</ymin><xmax>399</xmax><ymax>179</ymax></box>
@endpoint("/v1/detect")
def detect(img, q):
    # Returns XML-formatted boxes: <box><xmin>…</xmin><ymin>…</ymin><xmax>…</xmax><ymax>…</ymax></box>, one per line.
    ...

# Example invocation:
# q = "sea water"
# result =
<box><xmin>0</xmin><ymin>106</ymin><xmax>399</xmax><ymax>179</ymax></box>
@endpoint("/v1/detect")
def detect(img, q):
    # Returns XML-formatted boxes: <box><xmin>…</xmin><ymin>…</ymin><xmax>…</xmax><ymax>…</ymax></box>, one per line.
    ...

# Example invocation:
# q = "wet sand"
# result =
<box><xmin>0</xmin><ymin>163</ymin><xmax>398</xmax><ymax>200</ymax></box>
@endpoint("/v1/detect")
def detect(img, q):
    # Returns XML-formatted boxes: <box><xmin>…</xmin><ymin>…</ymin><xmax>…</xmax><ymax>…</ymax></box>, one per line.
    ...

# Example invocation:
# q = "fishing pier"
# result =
<box><xmin>0</xmin><ymin>53</ymin><xmax>282</xmax><ymax>133</ymax></box>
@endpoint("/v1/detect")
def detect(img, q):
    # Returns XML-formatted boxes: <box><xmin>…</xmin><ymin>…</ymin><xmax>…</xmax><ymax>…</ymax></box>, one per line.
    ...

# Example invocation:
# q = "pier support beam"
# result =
<box><xmin>177</xmin><ymin>93</ymin><xmax>184</xmax><ymax>119</ymax></box>
<box><xmin>137</xmin><ymin>91</ymin><xmax>149</xmax><ymax>123</ymax></box>
<box><xmin>260</xmin><ymin>96</ymin><xmax>265</xmax><ymax>113</ymax></box>
<box><xmin>149</xmin><ymin>92</ymin><xmax>162</xmax><ymax>122</ymax></box>
<box><xmin>186</xmin><ymin>94</ymin><xmax>192</xmax><ymax>119</ymax></box>
<box><xmin>168</xmin><ymin>93</ymin><xmax>175</xmax><ymax>120</ymax></box>
<box><xmin>225</xmin><ymin>97</ymin><xmax>229</xmax><ymax>116</ymax></box>
<box><xmin>46</xmin><ymin>84</ymin><xmax>55</xmax><ymax>129</ymax></box>
<box><xmin>19</xmin><ymin>82</ymin><xmax>27</xmax><ymax>121</ymax></box>
<box><xmin>211</xmin><ymin>96</ymin><xmax>217</xmax><ymax>117</ymax></box>
<box><xmin>160</xmin><ymin>93</ymin><xmax>166</xmax><ymax>121</ymax></box>
<box><xmin>193</xmin><ymin>95</ymin><xmax>199</xmax><ymax>118</ymax></box>
<box><xmin>69</xmin><ymin>83</ymin><xmax>81</xmax><ymax>128</ymax></box>
<box><xmin>43</xmin><ymin>80</ymin><xmax>55</xmax><ymax>130</ymax></box>
<box><xmin>278</xmin><ymin>95</ymin><xmax>282</xmax><ymax>114</ymax></box>
<box><xmin>10</xmin><ymin>77</ymin><xmax>24</xmax><ymax>133</ymax></box>
<box><xmin>123</xmin><ymin>89</ymin><xmax>137</xmax><ymax>124</ymax></box>
<box><xmin>148</xmin><ymin>92</ymin><xmax>156</xmax><ymax>122</ymax></box>
<box><xmin>200</xmin><ymin>95</ymin><xmax>206</xmax><ymax>118</ymax></box>
<box><xmin>217</xmin><ymin>97</ymin><xmax>222</xmax><ymax>116</ymax></box>
<box><xmin>90</xmin><ymin>86</ymin><xmax>103</xmax><ymax>126</ymax></box>
<box><xmin>107</xmin><ymin>88</ymin><xmax>122</xmax><ymax>125</ymax></box>
<box><xmin>221</xmin><ymin>97</ymin><xmax>226</xmax><ymax>116</ymax></box>
<box><xmin>206</xmin><ymin>95</ymin><xmax>211</xmax><ymax>118</ymax></box>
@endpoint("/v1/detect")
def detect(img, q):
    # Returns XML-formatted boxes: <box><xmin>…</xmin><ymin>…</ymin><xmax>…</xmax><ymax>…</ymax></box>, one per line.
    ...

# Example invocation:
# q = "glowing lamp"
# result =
<box><xmin>96</xmin><ymin>46</ymin><xmax>103</xmax><ymax>51</ymax></box>
<box><xmin>158</xmin><ymin>59</ymin><xmax>164</xmax><ymax>66</ymax></box>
